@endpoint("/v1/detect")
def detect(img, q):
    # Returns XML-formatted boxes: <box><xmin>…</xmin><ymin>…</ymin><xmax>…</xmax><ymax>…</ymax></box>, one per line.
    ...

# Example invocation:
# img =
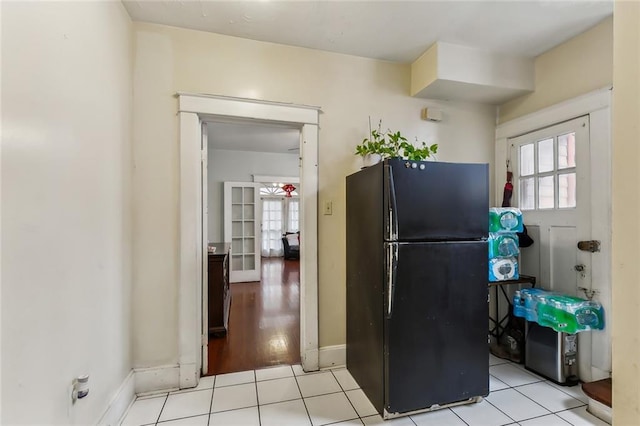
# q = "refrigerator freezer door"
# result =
<box><xmin>384</xmin><ymin>241</ymin><xmax>489</xmax><ymax>415</ymax></box>
<box><xmin>385</xmin><ymin>160</ymin><xmax>489</xmax><ymax>241</ymax></box>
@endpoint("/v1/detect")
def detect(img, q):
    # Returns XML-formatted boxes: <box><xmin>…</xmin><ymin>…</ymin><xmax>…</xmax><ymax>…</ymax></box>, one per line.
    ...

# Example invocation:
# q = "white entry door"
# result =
<box><xmin>224</xmin><ymin>182</ymin><xmax>261</xmax><ymax>282</ymax></box>
<box><xmin>511</xmin><ymin>116</ymin><xmax>591</xmax><ymax>295</ymax></box>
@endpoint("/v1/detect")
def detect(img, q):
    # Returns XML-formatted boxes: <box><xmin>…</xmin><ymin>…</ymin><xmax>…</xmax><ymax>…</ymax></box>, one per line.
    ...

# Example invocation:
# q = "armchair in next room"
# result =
<box><xmin>282</xmin><ymin>232</ymin><xmax>300</xmax><ymax>260</ymax></box>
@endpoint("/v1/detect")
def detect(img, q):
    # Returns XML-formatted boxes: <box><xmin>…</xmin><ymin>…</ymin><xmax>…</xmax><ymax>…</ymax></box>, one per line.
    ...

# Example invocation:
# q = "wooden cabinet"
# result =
<box><xmin>208</xmin><ymin>243</ymin><xmax>231</xmax><ymax>336</ymax></box>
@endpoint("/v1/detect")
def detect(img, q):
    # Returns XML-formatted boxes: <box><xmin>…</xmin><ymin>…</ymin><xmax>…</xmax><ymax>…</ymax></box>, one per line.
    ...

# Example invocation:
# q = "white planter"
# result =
<box><xmin>362</xmin><ymin>153</ymin><xmax>382</xmax><ymax>168</ymax></box>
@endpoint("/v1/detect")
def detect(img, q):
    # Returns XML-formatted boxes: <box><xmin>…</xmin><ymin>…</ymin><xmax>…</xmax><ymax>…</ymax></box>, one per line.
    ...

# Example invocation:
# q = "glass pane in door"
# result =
<box><xmin>243</xmin><ymin>206</ymin><xmax>255</xmax><ymax>220</ymax></box>
<box><xmin>520</xmin><ymin>178</ymin><xmax>535</xmax><ymax>210</ymax></box>
<box><xmin>558</xmin><ymin>173</ymin><xmax>576</xmax><ymax>208</ymax></box>
<box><xmin>538</xmin><ymin>138</ymin><xmax>554</xmax><ymax>173</ymax></box>
<box><xmin>232</xmin><ymin>221</ymin><xmax>242</xmax><ymax>237</ymax></box>
<box><xmin>232</xmin><ymin>187</ymin><xmax>243</xmax><ymax>203</ymax></box>
<box><xmin>538</xmin><ymin>176</ymin><xmax>554</xmax><ymax>209</ymax></box>
<box><xmin>244</xmin><ymin>187</ymin><xmax>255</xmax><ymax>203</ymax></box>
<box><xmin>231</xmin><ymin>255</ymin><xmax>243</xmax><ymax>271</ymax></box>
<box><xmin>558</xmin><ymin>133</ymin><xmax>576</xmax><ymax>169</ymax></box>
<box><xmin>520</xmin><ymin>144</ymin><xmax>535</xmax><ymax>176</ymax></box>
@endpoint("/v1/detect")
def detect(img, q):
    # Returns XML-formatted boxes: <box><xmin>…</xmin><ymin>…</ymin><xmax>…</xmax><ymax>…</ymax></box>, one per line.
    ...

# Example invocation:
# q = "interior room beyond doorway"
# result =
<box><xmin>208</xmin><ymin>257</ymin><xmax>301</xmax><ymax>374</ymax></box>
<box><xmin>206</xmin><ymin>118</ymin><xmax>302</xmax><ymax>376</ymax></box>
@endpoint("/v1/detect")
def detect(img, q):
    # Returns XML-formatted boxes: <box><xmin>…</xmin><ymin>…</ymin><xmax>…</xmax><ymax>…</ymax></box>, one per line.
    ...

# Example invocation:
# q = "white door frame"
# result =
<box><xmin>495</xmin><ymin>87</ymin><xmax>612</xmax><ymax>381</ymax></box>
<box><xmin>177</xmin><ymin>93</ymin><xmax>320</xmax><ymax>388</ymax></box>
<box><xmin>201</xmin><ymin>122</ymin><xmax>209</xmax><ymax>376</ymax></box>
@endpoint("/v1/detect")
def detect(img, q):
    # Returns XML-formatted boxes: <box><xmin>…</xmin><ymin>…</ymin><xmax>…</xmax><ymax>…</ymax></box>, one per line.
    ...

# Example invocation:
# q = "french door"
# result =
<box><xmin>224</xmin><ymin>182</ymin><xmax>261</xmax><ymax>282</ymax></box>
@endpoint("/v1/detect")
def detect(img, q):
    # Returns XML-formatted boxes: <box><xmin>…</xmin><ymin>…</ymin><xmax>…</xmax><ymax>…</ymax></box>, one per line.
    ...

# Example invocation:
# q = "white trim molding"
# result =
<box><xmin>496</xmin><ymin>86</ymin><xmax>612</xmax><ymax>140</ymax></box>
<box><xmin>253</xmin><ymin>174</ymin><xmax>300</xmax><ymax>184</ymax></box>
<box><xmin>96</xmin><ymin>371</ymin><xmax>136</xmax><ymax>426</ymax></box>
<box><xmin>134</xmin><ymin>365</ymin><xmax>180</xmax><ymax>395</ymax></box>
<box><xmin>178</xmin><ymin>93</ymin><xmax>321</xmax><ymax>388</ymax></box>
<box><xmin>319</xmin><ymin>345</ymin><xmax>346</xmax><ymax>369</ymax></box>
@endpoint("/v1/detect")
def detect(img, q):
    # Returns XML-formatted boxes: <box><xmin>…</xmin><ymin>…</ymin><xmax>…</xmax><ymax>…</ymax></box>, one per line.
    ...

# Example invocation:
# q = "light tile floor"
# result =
<box><xmin>121</xmin><ymin>355</ymin><xmax>607</xmax><ymax>426</ymax></box>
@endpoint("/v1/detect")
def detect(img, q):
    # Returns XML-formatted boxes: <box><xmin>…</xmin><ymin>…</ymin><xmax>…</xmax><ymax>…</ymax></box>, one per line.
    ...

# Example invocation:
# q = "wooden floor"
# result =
<box><xmin>207</xmin><ymin>257</ymin><xmax>301</xmax><ymax>375</ymax></box>
<box><xmin>582</xmin><ymin>378</ymin><xmax>612</xmax><ymax>407</ymax></box>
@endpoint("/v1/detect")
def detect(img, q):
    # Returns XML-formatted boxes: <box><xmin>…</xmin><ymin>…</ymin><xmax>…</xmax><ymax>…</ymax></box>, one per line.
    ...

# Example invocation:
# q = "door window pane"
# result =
<box><xmin>231</xmin><ymin>255</ymin><xmax>243</xmax><ymax>271</ymax></box>
<box><xmin>232</xmin><ymin>187</ymin><xmax>242</xmax><ymax>203</ymax></box>
<box><xmin>232</xmin><ymin>221</ymin><xmax>242</xmax><ymax>237</ymax></box>
<box><xmin>243</xmin><ymin>238</ymin><xmax>254</xmax><ymax>254</ymax></box>
<box><xmin>243</xmin><ymin>205</ymin><xmax>255</xmax><ymax>220</ymax></box>
<box><xmin>232</xmin><ymin>238</ymin><xmax>243</xmax><ymax>254</ymax></box>
<box><xmin>243</xmin><ymin>222</ymin><xmax>254</xmax><ymax>237</ymax></box>
<box><xmin>559</xmin><ymin>173</ymin><xmax>576</xmax><ymax>208</ymax></box>
<box><xmin>244</xmin><ymin>255</ymin><xmax>255</xmax><ymax>270</ymax></box>
<box><xmin>520</xmin><ymin>144</ymin><xmax>535</xmax><ymax>176</ymax></box>
<box><xmin>538</xmin><ymin>138</ymin><xmax>554</xmax><ymax>173</ymax></box>
<box><xmin>244</xmin><ymin>187</ymin><xmax>254</xmax><ymax>202</ymax></box>
<box><xmin>538</xmin><ymin>176</ymin><xmax>555</xmax><ymax>209</ymax></box>
<box><xmin>558</xmin><ymin>133</ymin><xmax>576</xmax><ymax>169</ymax></box>
<box><xmin>232</xmin><ymin>205</ymin><xmax>242</xmax><ymax>220</ymax></box>
<box><xmin>520</xmin><ymin>178</ymin><xmax>535</xmax><ymax>210</ymax></box>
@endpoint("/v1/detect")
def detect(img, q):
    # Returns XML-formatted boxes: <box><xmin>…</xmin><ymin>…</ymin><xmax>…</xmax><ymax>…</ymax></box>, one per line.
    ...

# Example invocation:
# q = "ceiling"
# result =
<box><xmin>207</xmin><ymin>121</ymin><xmax>300</xmax><ymax>153</ymax></box>
<box><xmin>127</xmin><ymin>1</ymin><xmax>612</xmax><ymax>152</ymax></box>
<box><xmin>123</xmin><ymin>0</ymin><xmax>612</xmax><ymax>63</ymax></box>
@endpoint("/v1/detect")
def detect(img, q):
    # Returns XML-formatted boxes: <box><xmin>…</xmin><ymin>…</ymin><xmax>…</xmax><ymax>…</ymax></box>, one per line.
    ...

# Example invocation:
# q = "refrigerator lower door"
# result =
<box><xmin>385</xmin><ymin>241</ymin><xmax>489</xmax><ymax>416</ymax></box>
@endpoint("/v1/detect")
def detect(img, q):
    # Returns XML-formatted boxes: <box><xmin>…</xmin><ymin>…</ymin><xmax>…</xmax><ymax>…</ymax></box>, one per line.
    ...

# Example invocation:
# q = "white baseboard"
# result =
<box><xmin>319</xmin><ymin>344</ymin><xmax>346</xmax><ymax>369</ymax></box>
<box><xmin>96</xmin><ymin>370</ymin><xmax>135</xmax><ymax>426</ymax></box>
<box><xmin>134</xmin><ymin>364</ymin><xmax>180</xmax><ymax>395</ymax></box>
<box><xmin>587</xmin><ymin>398</ymin><xmax>612</xmax><ymax>424</ymax></box>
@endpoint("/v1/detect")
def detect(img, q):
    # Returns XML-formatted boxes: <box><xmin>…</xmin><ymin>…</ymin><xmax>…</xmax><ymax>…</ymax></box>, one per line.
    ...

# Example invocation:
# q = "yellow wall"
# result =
<box><xmin>499</xmin><ymin>17</ymin><xmax>612</xmax><ymax>123</ymax></box>
<box><xmin>410</xmin><ymin>43</ymin><xmax>438</xmax><ymax>96</ymax></box>
<box><xmin>131</xmin><ymin>23</ymin><xmax>497</xmax><ymax>366</ymax></box>
<box><xmin>612</xmin><ymin>2</ymin><xmax>640</xmax><ymax>423</ymax></box>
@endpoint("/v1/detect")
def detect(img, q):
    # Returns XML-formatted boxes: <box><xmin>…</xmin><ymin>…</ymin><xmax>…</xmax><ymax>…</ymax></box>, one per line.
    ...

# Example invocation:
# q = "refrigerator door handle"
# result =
<box><xmin>386</xmin><ymin>164</ymin><xmax>399</xmax><ymax>241</ymax></box>
<box><xmin>387</xmin><ymin>243</ymin><xmax>398</xmax><ymax>318</ymax></box>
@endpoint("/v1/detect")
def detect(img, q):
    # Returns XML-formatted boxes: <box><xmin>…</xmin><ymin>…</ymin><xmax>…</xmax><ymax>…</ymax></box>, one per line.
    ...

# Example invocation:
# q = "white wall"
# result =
<box><xmin>1</xmin><ymin>2</ymin><xmax>133</xmax><ymax>424</ymax></box>
<box><xmin>208</xmin><ymin>149</ymin><xmax>299</xmax><ymax>243</ymax></box>
<box><xmin>132</xmin><ymin>23</ymin><xmax>496</xmax><ymax>366</ymax></box>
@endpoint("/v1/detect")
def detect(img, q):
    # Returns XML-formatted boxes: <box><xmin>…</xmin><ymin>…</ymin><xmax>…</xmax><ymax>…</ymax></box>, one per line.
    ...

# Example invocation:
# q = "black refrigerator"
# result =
<box><xmin>346</xmin><ymin>158</ymin><xmax>489</xmax><ymax>419</ymax></box>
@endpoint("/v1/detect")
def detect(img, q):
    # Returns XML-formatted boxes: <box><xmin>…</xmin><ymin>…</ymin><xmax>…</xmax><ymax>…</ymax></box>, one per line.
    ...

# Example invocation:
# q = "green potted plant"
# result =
<box><xmin>355</xmin><ymin>119</ymin><xmax>438</xmax><ymax>167</ymax></box>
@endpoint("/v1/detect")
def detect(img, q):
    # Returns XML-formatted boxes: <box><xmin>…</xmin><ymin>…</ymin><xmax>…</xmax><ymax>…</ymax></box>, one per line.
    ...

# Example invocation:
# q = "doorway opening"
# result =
<box><xmin>177</xmin><ymin>93</ymin><xmax>320</xmax><ymax>389</ymax></box>
<box><xmin>205</xmin><ymin>119</ymin><xmax>302</xmax><ymax>375</ymax></box>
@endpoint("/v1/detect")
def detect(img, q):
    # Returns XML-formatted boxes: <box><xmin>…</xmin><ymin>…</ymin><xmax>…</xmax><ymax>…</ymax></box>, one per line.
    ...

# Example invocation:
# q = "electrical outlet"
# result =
<box><xmin>324</xmin><ymin>201</ymin><xmax>333</xmax><ymax>215</ymax></box>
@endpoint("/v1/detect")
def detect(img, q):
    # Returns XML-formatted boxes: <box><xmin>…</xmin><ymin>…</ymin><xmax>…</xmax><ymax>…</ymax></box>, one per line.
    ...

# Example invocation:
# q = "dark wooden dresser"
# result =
<box><xmin>208</xmin><ymin>243</ymin><xmax>231</xmax><ymax>337</ymax></box>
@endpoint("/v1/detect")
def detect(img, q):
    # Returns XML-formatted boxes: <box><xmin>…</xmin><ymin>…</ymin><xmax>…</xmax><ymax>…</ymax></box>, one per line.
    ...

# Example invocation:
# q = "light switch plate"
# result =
<box><xmin>324</xmin><ymin>201</ymin><xmax>333</xmax><ymax>215</ymax></box>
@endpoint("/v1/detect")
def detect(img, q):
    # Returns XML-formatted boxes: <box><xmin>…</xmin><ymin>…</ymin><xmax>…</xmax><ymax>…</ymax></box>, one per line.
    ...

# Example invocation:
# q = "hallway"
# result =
<box><xmin>207</xmin><ymin>257</ymin><xmax>301</xmax><ymax>375</ymax></box>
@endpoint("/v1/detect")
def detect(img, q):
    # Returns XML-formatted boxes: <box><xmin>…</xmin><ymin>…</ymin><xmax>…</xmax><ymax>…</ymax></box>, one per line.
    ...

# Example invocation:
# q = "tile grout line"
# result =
<box><xmin>329</xmin><ymin>369</ymin><xmax>364</xmax><ymax>423</ymax></box>
<box><xmin>448</xmin><ymin>406</ymin><xmax>471</xmax><ymax>426</ymax></box>
<box><xmin>153</xmin><ymin>393</ymin><xmax>170</xmax><ymax>425</ymax></box>
<box><xmin>484</xmin><ymin>391</ymin><xmax>522</xmax><ymax>425</ymax></box>
<box><xmin>513</xmin><ymin>410</ymin><xmax>574</xmax><ymax>425</ymax></box>
<box><xmin>291</xmin><ymin>365</ymin><xmax>316</xmax><ymax>425</ymax></box>
<box><xmin>542</xmin><ymin>380</ymin><xmax>590</xmax><ymax>403</ymax></box>
<box><xmin>252</xmin><ymin>370</ymin><xmax>263</xmax><ymax>426</ymax></box>
<box><xmin>510</xmin><ymin>383</ymin><xmax>585</xmax><ymax>417</ymax></box>
<box><xmin>207</xmin><ymin>375</ymin><xmax>216</xmax><ymax>426</ymax></box>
